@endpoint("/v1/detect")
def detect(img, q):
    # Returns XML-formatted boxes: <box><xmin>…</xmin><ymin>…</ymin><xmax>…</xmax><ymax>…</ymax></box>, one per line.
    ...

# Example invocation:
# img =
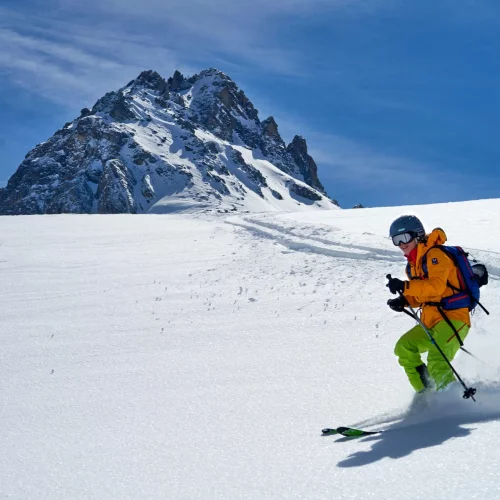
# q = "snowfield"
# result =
<box><xmin>2</xmin><ymin>199</ymin><xmax>500</xmax><ymax>499</ymax></box>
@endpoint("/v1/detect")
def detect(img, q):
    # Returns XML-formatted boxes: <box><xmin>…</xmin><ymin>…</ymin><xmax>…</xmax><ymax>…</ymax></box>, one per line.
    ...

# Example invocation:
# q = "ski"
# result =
<box><xmin>322</xmin><ymin>426</ymin><xmax>381</xmax><ymax>437</ymax></box>
<box><xmin>321</xmin><ymin>428</ymin><xmax>339</xmax><ymax>436</ymax></box>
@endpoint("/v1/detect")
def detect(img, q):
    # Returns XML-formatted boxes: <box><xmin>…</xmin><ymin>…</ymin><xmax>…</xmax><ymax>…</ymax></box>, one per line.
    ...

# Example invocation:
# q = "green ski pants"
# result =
<box><xmin>394</xmin><ymin>320</ymin><xmax>469</xmax><ymax>392</ymax></box>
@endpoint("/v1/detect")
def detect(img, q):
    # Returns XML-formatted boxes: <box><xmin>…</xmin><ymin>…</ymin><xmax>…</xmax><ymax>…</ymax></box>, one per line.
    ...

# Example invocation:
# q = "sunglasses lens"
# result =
<box><xmin>392</xmin><ymin>232</ymin><xmax>414</xmax><ymax>246</ymax></box>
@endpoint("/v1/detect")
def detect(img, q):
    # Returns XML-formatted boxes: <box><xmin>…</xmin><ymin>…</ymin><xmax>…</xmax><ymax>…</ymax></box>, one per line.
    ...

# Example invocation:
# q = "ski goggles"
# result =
<box><xmin>391</xmin><ymin>232</ymin><xmax>415</xmax><ymax>246</ymax></box>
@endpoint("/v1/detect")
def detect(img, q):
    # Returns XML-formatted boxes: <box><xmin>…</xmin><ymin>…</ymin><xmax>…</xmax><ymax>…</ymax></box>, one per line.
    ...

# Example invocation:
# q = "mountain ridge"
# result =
<box><xmin>0</xmin><ymin>68</ymin><xmax>339</xmax><ymax>215</ymax></box>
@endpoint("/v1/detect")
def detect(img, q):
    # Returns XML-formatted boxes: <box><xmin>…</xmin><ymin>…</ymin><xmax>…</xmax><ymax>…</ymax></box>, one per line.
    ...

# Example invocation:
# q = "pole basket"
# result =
<box><xmin>463</xmin><ymin>387</ymin><xmax>477</xmax><ymax>400</ymax></box>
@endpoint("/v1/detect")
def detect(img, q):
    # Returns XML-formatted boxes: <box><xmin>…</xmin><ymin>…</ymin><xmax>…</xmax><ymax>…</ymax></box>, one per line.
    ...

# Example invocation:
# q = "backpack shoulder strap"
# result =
<box><xmin>405</xmin><ymin>261</ymin><xmax>413</xmax><ymax>279</ymax></box>
<box><xmin>418</xmin><ymin>245</ymin><xmax>454</xmax><ymax>280</ymax></box>
<box><xmin>418</xmin><ymin>247</ymin><xmax>435</xmax><ymax>279</ymax></box>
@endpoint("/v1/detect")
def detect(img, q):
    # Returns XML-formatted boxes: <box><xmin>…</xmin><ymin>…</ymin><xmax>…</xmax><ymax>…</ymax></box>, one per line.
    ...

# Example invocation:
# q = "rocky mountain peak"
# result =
<box><xmin>130</xmin><ymin>70</ymin><xmax>169</xmax><ymax>93</ymax></box>
<box><xmin>90</xmin><ymin>91</ymin><xmax>135</xmax><ymax>121</ymax></box>
<box><xmin>197</xmin><ymin>67</ymin><xmax>229</xmax><ymax>80</ymax></box>
<box><xmin>262</xmin><ymin>117</ymin><xmax>281</xmax><ymax>139</ymax></box>
<box><xmin>0</xmin><ymin>68</ymin><xmax>338</xmax><ymax>215</ymax></box>
<box><xmin>286</xmin><ymin>135</ymin><xmax>324</xmax><ymax>194</ymax></box>
<box><xmin>167</xmin><ymin>70</ymin><xmax>189</xmax><ymax>91</ymax></box>
<box><xmin>288</xmin><ymin>135</ymin><xmax>308</xmax><ymax>155</ymax></box>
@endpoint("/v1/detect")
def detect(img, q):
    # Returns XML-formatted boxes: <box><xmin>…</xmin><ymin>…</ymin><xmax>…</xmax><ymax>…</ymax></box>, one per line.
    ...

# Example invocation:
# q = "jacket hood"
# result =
<box><xmin>424</xmin><ymin>227</ymin><xmax>447</xmax><ymax>248</ymax></box>
<box><xmin>414</xmin><ymin>227</ymin><xmax>447</xmax><ymax>264</ymax></box>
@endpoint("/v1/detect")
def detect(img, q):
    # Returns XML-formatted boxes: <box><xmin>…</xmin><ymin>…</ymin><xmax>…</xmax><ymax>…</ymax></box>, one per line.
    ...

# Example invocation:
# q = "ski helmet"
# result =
<box><xmin>389</xmin><ymin>215</ymin><xmax>425</xmax><ymax>240</ymax></box>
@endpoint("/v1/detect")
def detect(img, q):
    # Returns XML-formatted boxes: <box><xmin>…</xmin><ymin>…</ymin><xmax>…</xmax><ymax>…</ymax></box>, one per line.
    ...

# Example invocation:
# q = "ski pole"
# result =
<box><xmin>386</xmin><ymin>274</ymin><xmax>477</xmax><ymax>401</ymax></box>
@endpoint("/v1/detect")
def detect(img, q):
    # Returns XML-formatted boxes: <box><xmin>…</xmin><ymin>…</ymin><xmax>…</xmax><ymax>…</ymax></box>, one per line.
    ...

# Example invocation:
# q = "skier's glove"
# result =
<box><xmin>387</xmin><ymin>277</ymin><xmax>406</xmax><ymax>295</ymax></box>
<box><xmin>387</xmin><ymin>296</ymin><xmax>407</xmax><ymax>312</ymax></box>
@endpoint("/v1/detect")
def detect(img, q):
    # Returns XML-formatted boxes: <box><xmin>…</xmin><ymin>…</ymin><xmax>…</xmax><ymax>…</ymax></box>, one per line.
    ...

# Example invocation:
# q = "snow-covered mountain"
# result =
<box><xmin>0</xmin><ymin>69</ymin><xmax>339</xmax><ymax>215</ymax></box>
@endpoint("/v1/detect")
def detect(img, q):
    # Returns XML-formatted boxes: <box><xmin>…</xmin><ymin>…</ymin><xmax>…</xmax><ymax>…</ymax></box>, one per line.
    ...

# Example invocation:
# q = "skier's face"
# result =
<box><xmin>399</xmin><ymin>238</ymin><xmax>418</xmax><ymax>256</ymax></box>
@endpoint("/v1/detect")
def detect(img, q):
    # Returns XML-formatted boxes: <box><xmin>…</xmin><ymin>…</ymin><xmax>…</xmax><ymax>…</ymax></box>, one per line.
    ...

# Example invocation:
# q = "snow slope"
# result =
<box><xmin>1</xmin><ymin>198</ymin><xmax>500</xmax><ymax>499</ymax></box>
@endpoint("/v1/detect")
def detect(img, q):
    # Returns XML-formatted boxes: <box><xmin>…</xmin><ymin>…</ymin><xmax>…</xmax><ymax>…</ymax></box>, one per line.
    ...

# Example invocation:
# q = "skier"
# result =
<box><xmin>387</xmin><ymin>215</ymin><xmax>471</xmax><ymax>393</ymax></box>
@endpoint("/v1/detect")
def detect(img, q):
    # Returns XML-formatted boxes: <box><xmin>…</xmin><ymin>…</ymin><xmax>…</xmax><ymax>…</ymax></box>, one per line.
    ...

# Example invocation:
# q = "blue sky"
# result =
<box><xmin>1</xmin><ymin>0</ymin><xmax>499</xmax><ymax>208</ymax></box>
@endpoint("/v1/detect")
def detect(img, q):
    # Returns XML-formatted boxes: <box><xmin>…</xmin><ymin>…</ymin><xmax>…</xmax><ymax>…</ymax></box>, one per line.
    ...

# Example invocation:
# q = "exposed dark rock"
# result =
<box><xmin>92</xmin><ymin>92</ymin><xmax>136</xmax><ymax>122</ymax></box>
<box><xmin>132</xmin><ymin>149</ymin><xmax>157</xmax><ymax>166</ymax></box>
<box><xmin>141</xmin><ymin>174</ymin><xmax>155</xmax><ymax>200</ymax></box>
<box><xmin>287</xmin><ymin>180</ymin><xmax>322</xmax><ymax>202</ymax></box>
<box><xmin>97</xmin><ymin>159</ymin><xmax>136</xmax><ymax>214</ymax></box>
<box><xmin>286</xmin><ymin>135</ymin><xmax>325</xmax><ymax>194</ymax></box>
<box><xmin>270</xmin><ymin>189</ymin><xmax>283</xmax><ymax>200</ymax></box>
<box><xmin>262</xmin><ymin>116</ymin><xmax>280</xmax><ymax>139</ymax></box>
<box><xmin>135</xmin><ymin>70</ymin><xmax>169</xmax><ymax>94</ymax></box>
<box><xmin>80</xmin><ymin>108</ymin><xmax>92</xmax><ymax>118</ymax></box>
<box><xmin>168</xmin><ymin>70</ymin><xmax>190</xmax><ymax>92</ymax></box>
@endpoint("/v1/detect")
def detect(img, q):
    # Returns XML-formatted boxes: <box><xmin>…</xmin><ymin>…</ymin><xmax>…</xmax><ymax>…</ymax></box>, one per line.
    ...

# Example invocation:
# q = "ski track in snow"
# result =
<box><xmin>226</xmin><ymin>215</ymin><xmax>500</xmax><ymax>286</ymax></box>
<box><xmin>227</xmin><ymin>214</ymin><xmax>500</xmax><ymax>280</ymax></box>
<box><xmin>226</xmin><ymin>215</ymin><xmax>402</xmax><ymax>263</ymax></box>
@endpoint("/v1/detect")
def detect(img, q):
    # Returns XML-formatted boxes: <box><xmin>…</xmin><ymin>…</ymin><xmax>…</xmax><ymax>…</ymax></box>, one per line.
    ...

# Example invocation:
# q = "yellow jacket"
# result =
<box><xmin>403</xmin><ymin>228</ymin><xmax>471</xmax><ymax>329</ymax></box>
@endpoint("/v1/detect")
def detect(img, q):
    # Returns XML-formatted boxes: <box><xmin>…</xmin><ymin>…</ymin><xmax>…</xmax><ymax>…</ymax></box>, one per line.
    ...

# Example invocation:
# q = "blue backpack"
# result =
<box><xmin>406</xmin><ymin>245</ymin><xmax>489</xmax><ymax>314</ymax></box>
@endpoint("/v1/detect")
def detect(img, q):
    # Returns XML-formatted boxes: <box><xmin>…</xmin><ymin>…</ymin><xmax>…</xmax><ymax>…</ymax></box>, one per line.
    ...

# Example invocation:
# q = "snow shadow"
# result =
<box><xmin>337</xmin><ymin>383</ymin><xmax>500</xmax><ymax>468</ymax></box>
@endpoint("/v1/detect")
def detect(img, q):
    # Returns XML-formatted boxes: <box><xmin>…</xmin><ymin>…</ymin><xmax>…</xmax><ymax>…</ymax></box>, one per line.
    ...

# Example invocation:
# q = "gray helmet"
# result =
<box><xmin>389</xmin><ymin>215</ymin><xmax>425</xmax><ymax>240</ymax></box>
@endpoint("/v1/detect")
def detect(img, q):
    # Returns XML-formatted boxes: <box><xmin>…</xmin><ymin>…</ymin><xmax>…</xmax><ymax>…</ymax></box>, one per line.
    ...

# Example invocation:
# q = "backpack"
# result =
<box><xmin>406</xmin><ymin>245</ymin><xmax>489</xmax><ymax>314</ymax></box>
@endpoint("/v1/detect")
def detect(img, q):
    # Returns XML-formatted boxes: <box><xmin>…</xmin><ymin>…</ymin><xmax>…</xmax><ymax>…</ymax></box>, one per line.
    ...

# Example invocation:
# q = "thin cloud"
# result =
<box><xmin>3</xmin><ymin>0</ymin><xmax>498</xmax><ymax>109</ymax></box>
<box><xmin>0</xmin><ymin>0</ymin><xmax>381</xmax><ymax>106</ymax></box>
<box><xmin>0</xmin><ymin>24</ymin><xmax>185</xmax><ymax>106</ymax></box>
